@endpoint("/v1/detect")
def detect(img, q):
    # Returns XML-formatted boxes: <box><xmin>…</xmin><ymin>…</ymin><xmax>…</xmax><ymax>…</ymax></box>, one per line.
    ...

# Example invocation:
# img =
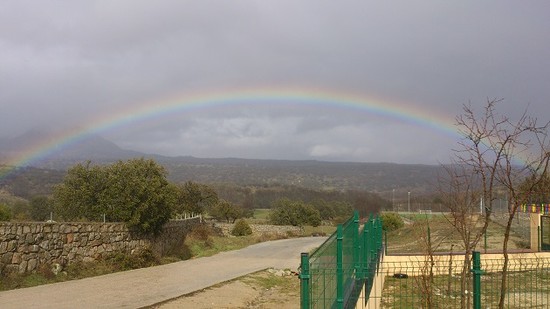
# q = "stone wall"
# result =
<box><xmin>0</xmin><ymin>218</ymin><xmax>200</xmax><ymax>275</ymax></box>
<box><xmin>214</xmin><ymin>222</ymin><xmax>303</xmax><ymax>236</ymax></box>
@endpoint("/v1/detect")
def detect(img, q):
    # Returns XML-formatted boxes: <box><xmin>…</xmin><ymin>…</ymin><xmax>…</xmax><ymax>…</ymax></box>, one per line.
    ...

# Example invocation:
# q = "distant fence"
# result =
<box><xmin>491</xmin><ymin>210</ymin><xmax>530</xmax><ymax>241</ymax></box>
<box><xmin>299</xmin><ymin>211</ymin><xmax>383</xmax><ymax>309</ymax></box>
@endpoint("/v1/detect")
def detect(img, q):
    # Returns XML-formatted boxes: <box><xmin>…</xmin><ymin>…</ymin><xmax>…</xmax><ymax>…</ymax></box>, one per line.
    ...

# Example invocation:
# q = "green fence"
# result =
<box><xmin>300</xmin><ymin>211</ymin><xmax>550</xmax><ymax>308</ymax></box>
<box><xmin>300</xmin><ymin>211</ymin><xmax>383</xmax><ymax>309</ymax></box>
<box><xmin>370</xmin><ymin>253</ymin><xmax>550</xmax><ymax>308</ymax></box>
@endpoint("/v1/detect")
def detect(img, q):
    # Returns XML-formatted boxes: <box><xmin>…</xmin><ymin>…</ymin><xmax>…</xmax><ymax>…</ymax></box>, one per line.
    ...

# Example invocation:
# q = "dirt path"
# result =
<box><xmin>0</xmin><ymin>237</ymin><xmax>326</xmax><ymax>309</ymax></box>
<box><xmin>154</xmin><ymin>269</ymin><xmax>301</xmax><ymax>309</ymax></box>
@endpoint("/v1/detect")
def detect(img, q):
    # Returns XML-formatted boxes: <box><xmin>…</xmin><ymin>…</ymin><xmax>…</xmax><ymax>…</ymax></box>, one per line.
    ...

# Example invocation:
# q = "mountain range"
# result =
<box><xmin>0</xmin><ymin>130</ymin><xmax>444</xmax><ymax>195</ymax></box>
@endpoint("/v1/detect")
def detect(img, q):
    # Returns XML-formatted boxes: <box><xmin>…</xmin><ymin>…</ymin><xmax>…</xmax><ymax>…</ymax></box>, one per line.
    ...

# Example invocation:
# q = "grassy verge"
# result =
<box><xmin>185</xmin><ymin>234</ymin><xmax>261</xmax><ymax>258</ymax></box>
<box><xmin>0</xmin><ymin>249</ymin><xmax>160</xmax><ymax>291</ymax></box>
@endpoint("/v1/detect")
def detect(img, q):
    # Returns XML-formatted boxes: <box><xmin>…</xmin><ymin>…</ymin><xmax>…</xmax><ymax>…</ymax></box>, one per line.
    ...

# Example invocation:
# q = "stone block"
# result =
<box><xmin>67</xmin><ymin>252</ymin><xmax>76</xmax><ymax>260</ymax></box>
<box><xmin>97</xmin><ymin>246</ymin><xmax>105</xmax><ymax>254</ymax></box>
<box><xmin>19</xmin><ymin>260</ymin><xmax>28</xmax><ymax>274</ymax></box>
<box><xmin>25</xmin><ymin>233</ymin><xmax>34</xmax><ymax>244</ymax></box>
<box><xmin>1</xmin><ymin>252</ymin><xmax>13</xmax><ymax>264</ymax></box>
<box><xmin>27</xmin><ymin>258</ymin><xmax>38</xmax><ymax>271</ymax></box>
<box><xmin>40</xmin><ymin>240</ymin><xmax>50</xmax><ymax>250</ymax></box>
<box><xmin>11</xmin><ymin>252</ymin><xmax>22</xmax><ymax>264</ymax></box>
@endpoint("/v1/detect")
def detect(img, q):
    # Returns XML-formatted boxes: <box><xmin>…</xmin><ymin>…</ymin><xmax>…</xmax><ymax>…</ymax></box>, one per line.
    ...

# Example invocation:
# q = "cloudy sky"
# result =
<box><xmin>1</xmin><ymin>1</ymin><xmax>549</xmax><ymax>164</ymax></box>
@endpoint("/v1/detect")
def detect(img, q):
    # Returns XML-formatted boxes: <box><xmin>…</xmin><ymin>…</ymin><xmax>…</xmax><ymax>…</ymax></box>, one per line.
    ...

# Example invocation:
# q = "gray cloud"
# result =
<box><xmin>1</xmin><ymin>1</ymin><xmax>549</xmax><ymax>164</ymax></box>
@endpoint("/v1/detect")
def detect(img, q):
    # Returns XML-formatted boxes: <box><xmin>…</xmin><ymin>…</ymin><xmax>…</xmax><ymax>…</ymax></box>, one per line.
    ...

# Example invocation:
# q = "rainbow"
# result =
<box><xmin>0</xmin><ymin>86</ymin><xmax>459</xmax><ymax>180</ymax></box>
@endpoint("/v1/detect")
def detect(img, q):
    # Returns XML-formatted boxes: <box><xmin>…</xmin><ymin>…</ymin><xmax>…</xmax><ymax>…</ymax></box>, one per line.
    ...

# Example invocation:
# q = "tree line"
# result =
<box><xmin>0</xmin><ymin>158</ymin><xmax>389</xmax><ymax>234</ymax></box>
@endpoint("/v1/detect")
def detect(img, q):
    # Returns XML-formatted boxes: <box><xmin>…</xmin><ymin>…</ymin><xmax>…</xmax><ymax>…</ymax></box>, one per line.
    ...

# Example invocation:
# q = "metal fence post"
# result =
<box><xmin>384</xmin><ymin>230</ymin><xmax>388</xmax><ymax>256</ymax></box>
<box><xmin>539</xmin><ymin>226</ymin><xmax>541</xmax><ymax>252</ymax></box>
<box><xmin>300</xmin><ymin>253</ymin><xmax>310</xmax><ymax>309</ymax></box>
<box><xmin>373</xmin><ymin>217</ymin><xmax>379</xmax><ymax>262</ymax></box>
<box><xmin>337</xmin><ymin>224</ymin><xmax>344</xmax><ymax>309</ymax></box>
<box><xmin>471</xmin><ymin>251</ymin><xmax>482</xmax><ymax>309</ymax></box>
<box><xmin>378</xmin><ymin>216</ymin><xmax>383</xmax><ymax>251</ymax></box>
<box><xmin>353</xmin><ymin>210</ymin><xmax>360</xmax><ymax>274</ymax></box>
<box><xmin>363</xmin><ymin>221</ymin><xmax>369</xmax><ymax>279</ymax></box>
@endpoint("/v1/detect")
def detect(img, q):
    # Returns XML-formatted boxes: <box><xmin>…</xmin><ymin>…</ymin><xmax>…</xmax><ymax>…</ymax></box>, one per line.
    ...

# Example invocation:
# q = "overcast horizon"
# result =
<box><xmin>1</xmin><ymin>1</ymin><xmax>549</xmax><ymax>165</ymax></box>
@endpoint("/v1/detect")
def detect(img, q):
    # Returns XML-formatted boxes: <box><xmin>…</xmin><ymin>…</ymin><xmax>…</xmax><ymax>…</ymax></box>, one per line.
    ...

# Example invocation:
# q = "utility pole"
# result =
<box><xmin>408</xmin><ymin>191</ymin><xmax>411</xmax><ymax>213</ymax></box>
<box><xmin>392</xmin><ymin>189</ymin><xmax>395</xmax><ymax>210</ymax></box>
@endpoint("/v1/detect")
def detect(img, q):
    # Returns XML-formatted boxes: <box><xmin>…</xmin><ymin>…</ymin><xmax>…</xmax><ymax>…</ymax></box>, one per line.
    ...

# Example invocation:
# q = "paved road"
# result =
<box><xmin>0</xmin><ymin>237</ymin><xmax>326</xmax><ymax>309</ymax></box>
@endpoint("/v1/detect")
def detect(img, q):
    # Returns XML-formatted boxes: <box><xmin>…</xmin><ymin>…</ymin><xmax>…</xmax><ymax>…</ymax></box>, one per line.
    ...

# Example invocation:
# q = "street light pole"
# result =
<box><xmin>408</xmin><ymin>191</ymin><xmax>411</xmax><ymax>213</ymax></box>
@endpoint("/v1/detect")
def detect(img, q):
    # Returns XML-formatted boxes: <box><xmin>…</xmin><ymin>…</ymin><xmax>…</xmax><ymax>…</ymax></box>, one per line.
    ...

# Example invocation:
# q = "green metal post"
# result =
<box><xmin>353</xmin><ymin>210</ymin><xmax>360</xmax><ymax>274</ymax></box>
<box><xmin>373</xmin><ymin>217</ymin><xmax>379</xmax><ymax>260</ymax></box>
<box><xmin>369</xmin><ymin>217</ymin><xmax>378</xmax><ymax>262</ymax></box>
<box><xmin>300</xmin><ymin>253</ymin><xmax>310</xmax><ymax>309</ymax></box>
<box><xmin>539</xmin><ymin>226</ymin><xmax>541</xmax><ymax>252</ymax></box>
<box><xmin>336</xmin><ymin>224</ymin><xmax>344</xmax><ymax>309</ymax></box>
<box><xmin>471</xmin><ymin>251</ymin><xmax>482</xmax><ymax>309</ymax></box>
<box><xmin>384</xmin><ymin>230</ymin><xmax>388</xmax><ymax>256</ymax></box>
<box><xmin>377</xmin><ymin>216</ymin><xmax>383</xmax><ymax>252</ymax></box>
<box><xmin>363</xmin><ymin>221</ymin><xmax>369</xmax><ymax>279</ymax></box>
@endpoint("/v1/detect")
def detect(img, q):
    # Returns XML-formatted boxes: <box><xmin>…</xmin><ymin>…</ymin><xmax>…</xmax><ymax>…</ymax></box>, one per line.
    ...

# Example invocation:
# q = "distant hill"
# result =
<box><xmin>0</xmin><ymin>130</ymin><xmax>445</xmax><ymax>197</ymax></box>
<box><xmin>0</xmin><ymin>129</ymin><xmax>143</xmax><ymax>169</ymax></box>
<box><xmin>157</xmin><ymin>156</ymin><xmax>442</xmax><ymax>194</ymax></box>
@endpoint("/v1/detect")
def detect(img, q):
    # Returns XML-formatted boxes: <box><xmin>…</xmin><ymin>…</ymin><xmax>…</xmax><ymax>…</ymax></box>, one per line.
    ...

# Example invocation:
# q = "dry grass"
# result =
<box><xmin>385</xmin><ymin>213</ymin><xmax>527</xmax><ymax>254</ymax></box>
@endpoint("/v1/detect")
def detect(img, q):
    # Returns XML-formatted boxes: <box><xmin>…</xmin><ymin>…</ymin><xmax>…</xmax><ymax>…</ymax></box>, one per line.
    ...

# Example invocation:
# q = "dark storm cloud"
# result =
<box><xmin>1</xmin><ymin>1</ymin><xmax>549</xmax><ymax>163</ymax></box>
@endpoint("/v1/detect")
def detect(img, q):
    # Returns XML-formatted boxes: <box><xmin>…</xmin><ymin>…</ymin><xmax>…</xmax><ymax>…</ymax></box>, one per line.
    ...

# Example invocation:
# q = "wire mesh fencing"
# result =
<box><xmin>365</xmin><ymin>253</ymin><xmax>550</xmax><ymax>308</ymax></box>
<box><xmin>300</xmin><ymin>211</ymin><xmax>383</xmax><ymax>309</ymax></box>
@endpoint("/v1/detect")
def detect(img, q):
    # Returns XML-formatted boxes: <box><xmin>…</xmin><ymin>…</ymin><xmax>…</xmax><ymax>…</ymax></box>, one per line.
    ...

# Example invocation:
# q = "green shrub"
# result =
<box><xmin>269</xmin><ymin>198</ymin><xmax>321</xmax><ymax>227</ymax></box>
<box><xmin>0</xmin><ymin>203</ymin><xmax>11</xmax><ymax>221</ymax></box>
<box><xmin>189</xmin><ymin>224</ymin><xmax>213</xmax><ymax>241</ymax></box>
<box><xmin>105</xmin><ymin>249</ymin><xmax>159</xmax><ymax>270</ymax></box>
<box><xmin>380</xmin><ymin>212</ymin><xmax>404</xmax><ymax>232</ymax></box>
<box><xmin>54</xmin><ymin>159</ymin><xmax>175</xmax><ymax>235</ymax></box>
<box><xmin>231</xmin><ymin>219</ymin><xmax>253</xmax><ymax>236</ymax></box>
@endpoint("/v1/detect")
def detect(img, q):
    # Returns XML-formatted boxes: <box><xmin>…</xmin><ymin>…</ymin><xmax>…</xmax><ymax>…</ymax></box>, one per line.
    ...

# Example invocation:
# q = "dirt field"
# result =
<box><xmin>153</xmin><ymin>269</ymin><xmax>300</xmax><ymax>309</ymax></box>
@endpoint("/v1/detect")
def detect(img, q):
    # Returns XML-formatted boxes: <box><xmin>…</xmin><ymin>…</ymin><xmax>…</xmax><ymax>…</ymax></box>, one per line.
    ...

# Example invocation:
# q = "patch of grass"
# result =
<box><xmin>246</xmin><ymin>208</ymin><xmax>272</xmax><ymax>224</ymax></box>
<box><xmin>186</xmin><ymin>235</ymin><xmax>258</xmax><ymax>258</ymax></box>
<box><xmin>241</xmin><ymin>270</ymin><xmax>299</xmax><ymax>294</ymax></box>
<box><xmin>302</xmin><ymin>225</ymin><xmax>336</xmax><ymax>236</ymax></box>
<box><xmin>253</xmin><ymin>209</ymin><xmax>271</xmax><ymax>220</ymax></box>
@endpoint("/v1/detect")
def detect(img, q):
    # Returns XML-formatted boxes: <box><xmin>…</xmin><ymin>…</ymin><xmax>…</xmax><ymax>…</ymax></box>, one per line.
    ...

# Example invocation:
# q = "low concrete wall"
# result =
<box><xmin>0</xmin><ymin>218</ymin><xmax>200</xmax><ymax>275</ymax></box>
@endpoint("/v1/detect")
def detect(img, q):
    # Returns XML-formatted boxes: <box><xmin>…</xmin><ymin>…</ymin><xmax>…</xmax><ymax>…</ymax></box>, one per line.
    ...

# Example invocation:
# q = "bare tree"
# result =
<box><xmin>439</xmin><ymin>165</ymin><xmax>481</xmax><ymax>308</ymax></box>
<box><xmin>442</xmin><ymin>99</ymin><xmax>550</xmax><ymax>308</ymax></box>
